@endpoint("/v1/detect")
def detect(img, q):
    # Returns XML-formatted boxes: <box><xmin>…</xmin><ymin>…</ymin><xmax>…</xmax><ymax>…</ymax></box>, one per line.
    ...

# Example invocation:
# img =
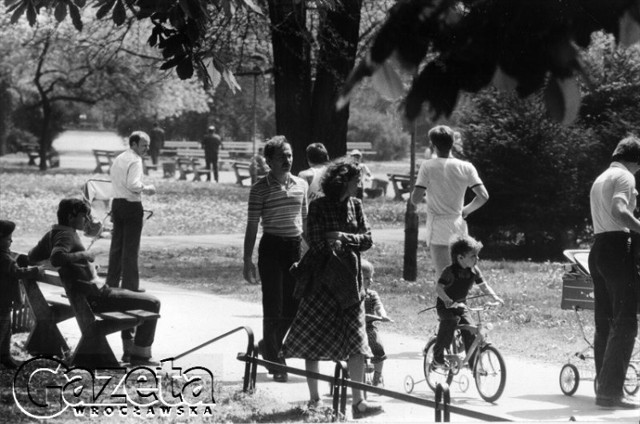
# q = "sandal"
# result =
<box><xmin>352</xmin><ymin>399</ymin><xmax>383</xmax><ymax>419</ymax></box>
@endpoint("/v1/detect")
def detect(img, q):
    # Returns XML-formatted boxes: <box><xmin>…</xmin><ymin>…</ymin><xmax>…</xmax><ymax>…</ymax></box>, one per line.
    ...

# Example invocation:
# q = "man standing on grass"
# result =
<box><xmin>149</xmin><ymin>122</ymin><xmax>165</xmax><ymax>166</ymax></box>
<box><xmin>202</xmin><ymin>125</ymin><xmax>222</xmax><ymax>182</ymax></box>
<box><xmin>107</xmin><ymin>131</ymin><xmax>156</xmax><ymax>293</ymax></box>
<box><xmin>243</xmin><ymin>135</ymin><xmax>308</xmax><ymax>383</ymax></box>
<box><xmin>588</xmin><ymin>135</ymin><xmax>640</xmax><ymax>409</ymax></box>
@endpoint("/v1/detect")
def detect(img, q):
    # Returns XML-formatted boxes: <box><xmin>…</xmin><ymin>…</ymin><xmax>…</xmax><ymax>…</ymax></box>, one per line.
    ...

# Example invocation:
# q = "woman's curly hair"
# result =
<box><xmin>321</xmin><ymin>157</ymin><xmax>361</xmax><ymax>200</ymax></box>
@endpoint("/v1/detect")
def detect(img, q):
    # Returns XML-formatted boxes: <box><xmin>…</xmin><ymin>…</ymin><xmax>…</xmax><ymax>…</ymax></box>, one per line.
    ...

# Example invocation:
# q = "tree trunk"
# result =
<box><xmin>0</xmin><ymin>80</ymin><xmax>10</xmax><ymax>156</ymax></box>
<box><xmin>267</xmin><ymin>0</ymin><xmax>312</xmax><ymax>173</ymax></box>
<box><xmin>310</xmin><ymin>0</ymin><xmax>362</xmax><ymax>161</ymax></box>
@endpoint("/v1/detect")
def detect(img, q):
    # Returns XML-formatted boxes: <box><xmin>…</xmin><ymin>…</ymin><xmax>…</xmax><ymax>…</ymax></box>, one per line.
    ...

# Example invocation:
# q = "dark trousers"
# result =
<box><xmin>90</xmin><ymin>288</ymin><xmax>160</xmax><ymax>347</ymax></box>
<box><xmin>205</xmin><ymin>151</ymin><xmax>219</xmax><ymax>182</ymax></box>
<box><xmin>257</xmin><ymin>233</ymin><xmax>301</xmax><ymax>369</ymax></box>
<box><xmin>588</xmin><ymin>232</ymin><xmax>638</xmax><ymax>400</ymax></box>
<box><xmin>434</xmin><ymin>307</ymin><xmax>476</xmax><ymax>363</ymax></box>
<box><xmin>106</xmin><ymin>199</ymin><xmax>143</xmax><ymax>291</ymax></box>
<box><xmin>150</xmin><ymin>149</ymin><xmax>159</xmax><ymax>165</ymax></box>
<box><xmin>0</xmin><ymin>308</ymin><xmax>12</xmax><ymax>364</ymax></box>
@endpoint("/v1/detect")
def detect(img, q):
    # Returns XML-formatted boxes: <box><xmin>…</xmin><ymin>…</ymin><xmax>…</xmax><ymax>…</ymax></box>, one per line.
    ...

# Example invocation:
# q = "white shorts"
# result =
<box><xmin>425</xmin><ymin>214</ymin><xmax>468</xmax><ymax>246</ymax></box>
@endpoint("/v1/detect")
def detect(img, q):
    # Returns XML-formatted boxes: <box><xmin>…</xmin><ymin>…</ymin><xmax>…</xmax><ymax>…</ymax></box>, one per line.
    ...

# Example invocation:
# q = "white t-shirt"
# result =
<box><xmin>590</xmin><ymin>162</ymin><xmax>637</xmax><ymax>234</ymax></box>
<box><xmin>415</xmin><ymin>157</ymin><xmax>483</xmax><ymax>216</ymax></box>
<box><xmin>415</xmin><ymin>157</ymin><xmax>483</xmax><ymax>245</ymax></box>
<box><xmin>299</xmin><ymin>165</ymin><xmax>327</xmax><ymax>202</ymax></box>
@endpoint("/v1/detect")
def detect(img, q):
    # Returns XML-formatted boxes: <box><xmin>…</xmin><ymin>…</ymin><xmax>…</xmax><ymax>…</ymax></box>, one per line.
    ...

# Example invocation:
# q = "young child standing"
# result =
<box><xmin>361</xmin><ymin>259</ymin><xmax>392</xmax><ymax>386</ymax></box>
<box><xmin>0</xmin><ymin>220</ymin><xmax>40</xmax><ymax>369</ymax></box>
<box><xmin>432</xmin><ymin>235</ymin><xmax>503</xmax><ymax>368</ymax></box>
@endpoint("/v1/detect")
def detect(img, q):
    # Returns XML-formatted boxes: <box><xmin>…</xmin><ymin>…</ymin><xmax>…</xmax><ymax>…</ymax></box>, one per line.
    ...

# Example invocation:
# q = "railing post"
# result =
<box><xmin>435</xmin><ymin>383</ymin><xmax>442</xmax><ymax>422</ymax></box>
<box><xmin>332</xmin><ymin>361</ymin><xmax>348</xmax><ymax>422</ymax></box>
<box><xmin>435</xmin><ymin>383</ymin><xmax>450</xmax><ymax>422</ymax></box>
<box><xmin>443</xmin><ymin>383</ymin><xmax>450</xmax><ymax>422</ymax></box>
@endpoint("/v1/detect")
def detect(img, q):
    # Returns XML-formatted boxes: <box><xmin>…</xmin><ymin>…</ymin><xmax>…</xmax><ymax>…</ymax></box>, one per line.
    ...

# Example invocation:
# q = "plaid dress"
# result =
<box><xmin>281</xmin><ymin>196</ymin><xmax>373</xmax><ymax>361</ymax></box>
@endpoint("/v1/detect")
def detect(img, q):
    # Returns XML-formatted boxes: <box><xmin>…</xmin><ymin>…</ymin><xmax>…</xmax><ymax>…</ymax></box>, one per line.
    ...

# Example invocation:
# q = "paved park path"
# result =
<box><xmin>23</xmin><ymin>230</ymin><xmax>640</xmax><ymax>423</ymax></box>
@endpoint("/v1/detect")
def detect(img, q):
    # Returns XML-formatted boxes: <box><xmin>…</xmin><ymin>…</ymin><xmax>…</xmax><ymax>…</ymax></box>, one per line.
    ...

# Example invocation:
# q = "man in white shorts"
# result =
<box><xmin>410</xmin><ymin>126</ymin><xmax>489</xmax><ymax>279</ymax></box>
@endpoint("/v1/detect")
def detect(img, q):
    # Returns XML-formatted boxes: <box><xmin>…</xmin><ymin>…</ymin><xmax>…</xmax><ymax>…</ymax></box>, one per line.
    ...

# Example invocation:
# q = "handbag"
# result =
<box><xmin>318</xmin><ymin>249</ymin><xmax>361</xmax><ymax>309</ymax></box>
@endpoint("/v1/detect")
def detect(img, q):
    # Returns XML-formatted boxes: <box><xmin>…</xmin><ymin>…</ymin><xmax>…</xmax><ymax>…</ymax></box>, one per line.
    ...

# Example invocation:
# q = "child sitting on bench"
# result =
<box><xmin>0</xmin><ymin>220</ymin><xmax>40</xmax><ymax>368</ymax></box>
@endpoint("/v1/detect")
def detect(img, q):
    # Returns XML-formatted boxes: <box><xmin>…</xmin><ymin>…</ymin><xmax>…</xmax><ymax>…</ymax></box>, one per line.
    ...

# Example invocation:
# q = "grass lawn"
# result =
<box><xmin>0</xmin><ymin>169</ymin><xmax>595</xmax><ymax>421</ymax></box>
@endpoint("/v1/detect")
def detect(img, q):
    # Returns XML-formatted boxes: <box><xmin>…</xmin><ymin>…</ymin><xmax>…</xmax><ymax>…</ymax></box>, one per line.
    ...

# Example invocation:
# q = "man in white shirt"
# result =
<box><xmin>106</xmin><ymin>131</ymin><xmax>156</xmax><ymax>293</ymax></box>
<box><xmin>298</xmin><ymin>143</ymin><xmax>330</xmax><ymax>202</ymax></box>
<box><xmin>588</xmin><ymin>136</ymin><xmax>640</xmax><ymax>409</ymax></box>
<box><xmin>410</xmin><ymin>125</ymin><xmax>489</xmax><ymax>279</ymax></box>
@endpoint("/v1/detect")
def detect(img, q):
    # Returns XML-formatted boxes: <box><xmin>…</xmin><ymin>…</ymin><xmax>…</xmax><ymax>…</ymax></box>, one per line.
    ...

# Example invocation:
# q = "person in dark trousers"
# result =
<box><xmin>0</xmin><ymin>220</ymin><xmax>40</xmax><ymax>369</ymax></box>
<box><xmin>201</xmin><ymin>126</ymin><xmax>222</xmax><ymax>182</ymax></box>
<box><xmin>27</xmin><ymin>198</ymin><xmax>161</xmax><ymax>366</ymax></box>
<box><xmin>243</xmin><ymin>136</ymin><xmax>308</xmax><ymax>383</ymax></box>
<box><xmin>149</xmin><ymin>122</ymin><xmax>165</xmax><ymax>166</ymax></box>
<box><xmin>588</xmin><ymin>135</ymin><xmax>640</xmax><ymax>409</ymax></box>
<box><xmin>106</xmin><ymin>131</ymin><xmax>156</xmax><ymax>293</ymax></box>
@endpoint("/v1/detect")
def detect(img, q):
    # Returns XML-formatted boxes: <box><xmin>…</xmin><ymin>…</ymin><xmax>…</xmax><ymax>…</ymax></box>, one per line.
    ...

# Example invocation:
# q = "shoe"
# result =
<box><xmin>595</xmin><ymin>396</ymin><xmax>640</xmax><ymax>409</ymax></box>
<box><xmin>129</xmin><ymin>355</ymin><xmax>160</xmax><ymax>367</ymax></box>
<box><xmin>431</xmin><ymin>359</ymin><xmax>449</xmax><ymax>370</ymax></box>
<box><xmin>372</xmin><ymin>371</ymin><xmax>383</xmax><ymax>387</ymax></box>
<box><xmin>307</xmin><ymin>399</ymin><xmax>325</xmax><ymax>411</ymax></box>
<box><xmin>352</xmin><ymin>400</ymin><xmax>383</xmax><ymax>419</ymax></box>
<box><xmin>273</xmin><ymin>372</ymin><xmax>288</xmax><ymax>383</ymax></box>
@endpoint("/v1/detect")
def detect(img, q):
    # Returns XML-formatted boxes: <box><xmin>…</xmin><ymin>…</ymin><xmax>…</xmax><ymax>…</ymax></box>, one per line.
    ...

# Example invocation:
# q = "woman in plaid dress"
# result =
<box><xmin>281</xmin><ymin>158</ymin><xmax>384</xmax><ymax>418</ymax></box>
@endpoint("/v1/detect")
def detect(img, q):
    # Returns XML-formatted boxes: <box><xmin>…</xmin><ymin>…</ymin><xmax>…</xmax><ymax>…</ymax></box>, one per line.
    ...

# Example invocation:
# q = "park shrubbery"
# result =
<box><xmin>458</xmin><ymin>34</ymin><xmax>640</xmax><ymax>260</ymax></box>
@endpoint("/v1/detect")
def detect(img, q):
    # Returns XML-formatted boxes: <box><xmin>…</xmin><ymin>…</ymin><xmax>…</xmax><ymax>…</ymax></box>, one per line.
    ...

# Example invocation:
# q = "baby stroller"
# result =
<box><xmin>81</xmin><ymin>179</ymin><xmax>153</xmax><ymax>250</ymax></box>
<box><xmin>558</xmin><ymin>249</ymin><xmax>640</xmax><ymax>396</ymax></box>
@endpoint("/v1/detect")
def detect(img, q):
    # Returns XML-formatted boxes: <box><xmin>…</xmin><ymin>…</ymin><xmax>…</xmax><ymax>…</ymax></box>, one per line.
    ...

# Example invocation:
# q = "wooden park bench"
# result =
<box><xmin>223</xmin><ymin>141</ymin><xmax>265</xmax><ymax>160</ymax></box>
<box><xmin>92</xmin><ymin>149</ymin><xmax>124</xmax><ymax>174</ymax></box>
<box><xmin>21</xmin><ymin>142</ymin><xmax>60</xmax><ymax>168</ymax></box>
<box><xmin>175</xmin><ymin>148</ymin><xmax>212</xmax><ymax>181</ymax></box>
<box><xmin>387</xmin><ymin>173</ymin><xmax>416</xmax><ymax>201</ymax></box>
<box><xmin>160</xmin><ymin>140</ymin><xmax>202</xmax><ymax>158</ymax></box>
<box><xmin>347</xmin><ymin>141</ymin><xmax>375</xmax><ymax>157</ymax></box>
<box><xmin>40</xmin><ymin>270</ymin><xmax>160</xmax><ymax>368</ymax></box>
<box><xmin>20</xmin><ymin>269</ymin><xmax>74</xmax><ymax>358</ymax></box>
<box><xmin>232</xmin><ymin>162</ymin><xmax>252</xmax><ymax>185</ymax></box>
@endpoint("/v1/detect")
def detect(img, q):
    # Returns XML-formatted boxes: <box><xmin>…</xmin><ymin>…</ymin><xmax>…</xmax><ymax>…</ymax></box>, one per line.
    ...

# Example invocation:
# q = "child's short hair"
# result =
<box><xmin>361</xmin><ymin>259</ymin><xmax>374</xmax><ymax>275</ymax></box>
<box><xmin>57</xmin><ymin>198</ymin><xmax>91</xmax><ymax>226</ymax></box>
<box><xmin>450</xmin><ymin>235</ymin><xmax>483</xmax><ymax>263</ymax></box>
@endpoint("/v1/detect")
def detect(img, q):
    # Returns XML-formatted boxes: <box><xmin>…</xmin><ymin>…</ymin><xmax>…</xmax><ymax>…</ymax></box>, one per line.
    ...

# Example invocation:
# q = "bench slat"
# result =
<box><xmin>124</xmin><ymin>309</ymin><xmax>161</xmax><ymax>320</ymax></box>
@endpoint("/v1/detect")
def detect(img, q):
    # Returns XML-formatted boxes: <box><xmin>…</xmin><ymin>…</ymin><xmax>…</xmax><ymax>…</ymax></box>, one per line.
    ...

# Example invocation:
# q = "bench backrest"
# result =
<box><xmin>164</xmin><ymin>141</ymin><xmax>201</xmax><ymax>150</ymax></box>
<box><xmin>176</xmin><ymin>148</ymin><xmax>205</xmax><ymax>158</ymax></box>
<box><xmin>41</xmin><ymin>270</ymin><xmax>98</xmax><ymax>332</ymax></box>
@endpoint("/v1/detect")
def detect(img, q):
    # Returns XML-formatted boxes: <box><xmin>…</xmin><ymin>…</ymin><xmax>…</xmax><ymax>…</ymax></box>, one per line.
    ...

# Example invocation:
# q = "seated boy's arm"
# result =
<box><xmin>50</xmin><ymin>232</ymin><xmax>94</xmax><ymax>267</ymax></box>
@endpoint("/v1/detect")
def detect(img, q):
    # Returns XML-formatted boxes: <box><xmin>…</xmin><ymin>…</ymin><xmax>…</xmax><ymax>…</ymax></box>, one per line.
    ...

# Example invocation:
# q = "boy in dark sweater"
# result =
<box><xmin>432</xmin><ymin>235</ymin><xmax>503</xmax><ymax>368</ymax></box>
<box><xmin>0</xmin><ymin>220</ymin><xmax>40</xmax><ymax>368</ymax></box>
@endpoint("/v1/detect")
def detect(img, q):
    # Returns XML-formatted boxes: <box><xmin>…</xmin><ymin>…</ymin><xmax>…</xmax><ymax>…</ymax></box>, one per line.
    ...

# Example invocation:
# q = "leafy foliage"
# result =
<box><xmin>460</xmin><ymin>91</ymin><xmax>595</xmax><ymax>259</ymax></box>
<box><xmin>340</xmin><ymin>0</ymin><xmax>640</xmax><ymax>124</ymax></box>
<box><xmin>458</xmin><ymin>33</ymin><xmax>640</xmax><ymax>260</ymax></box>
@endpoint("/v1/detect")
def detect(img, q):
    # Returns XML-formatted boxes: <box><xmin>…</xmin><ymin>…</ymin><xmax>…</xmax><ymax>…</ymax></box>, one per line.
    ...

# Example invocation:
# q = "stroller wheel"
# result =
<box><xmin>559</xmin><ymin>363</ymin><xmax>579</xmax><ymax>396</ymax></box>
<box><xmin>623</xmin><ymin>363</ymin><xmax>639</xmax><ymax>396</ymax></box>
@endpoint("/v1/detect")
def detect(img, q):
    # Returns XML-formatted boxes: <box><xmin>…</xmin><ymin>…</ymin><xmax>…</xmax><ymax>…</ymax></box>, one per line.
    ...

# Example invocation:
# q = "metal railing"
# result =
<box><xmin>237</xmin><ymin>348</ymin><xmax>512</xmax><ymax>422</ymax></box>
<box><xmin>171</xmin><ymin>325</ymin><xmax>511</xmax><ymax>422</ymax></box>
